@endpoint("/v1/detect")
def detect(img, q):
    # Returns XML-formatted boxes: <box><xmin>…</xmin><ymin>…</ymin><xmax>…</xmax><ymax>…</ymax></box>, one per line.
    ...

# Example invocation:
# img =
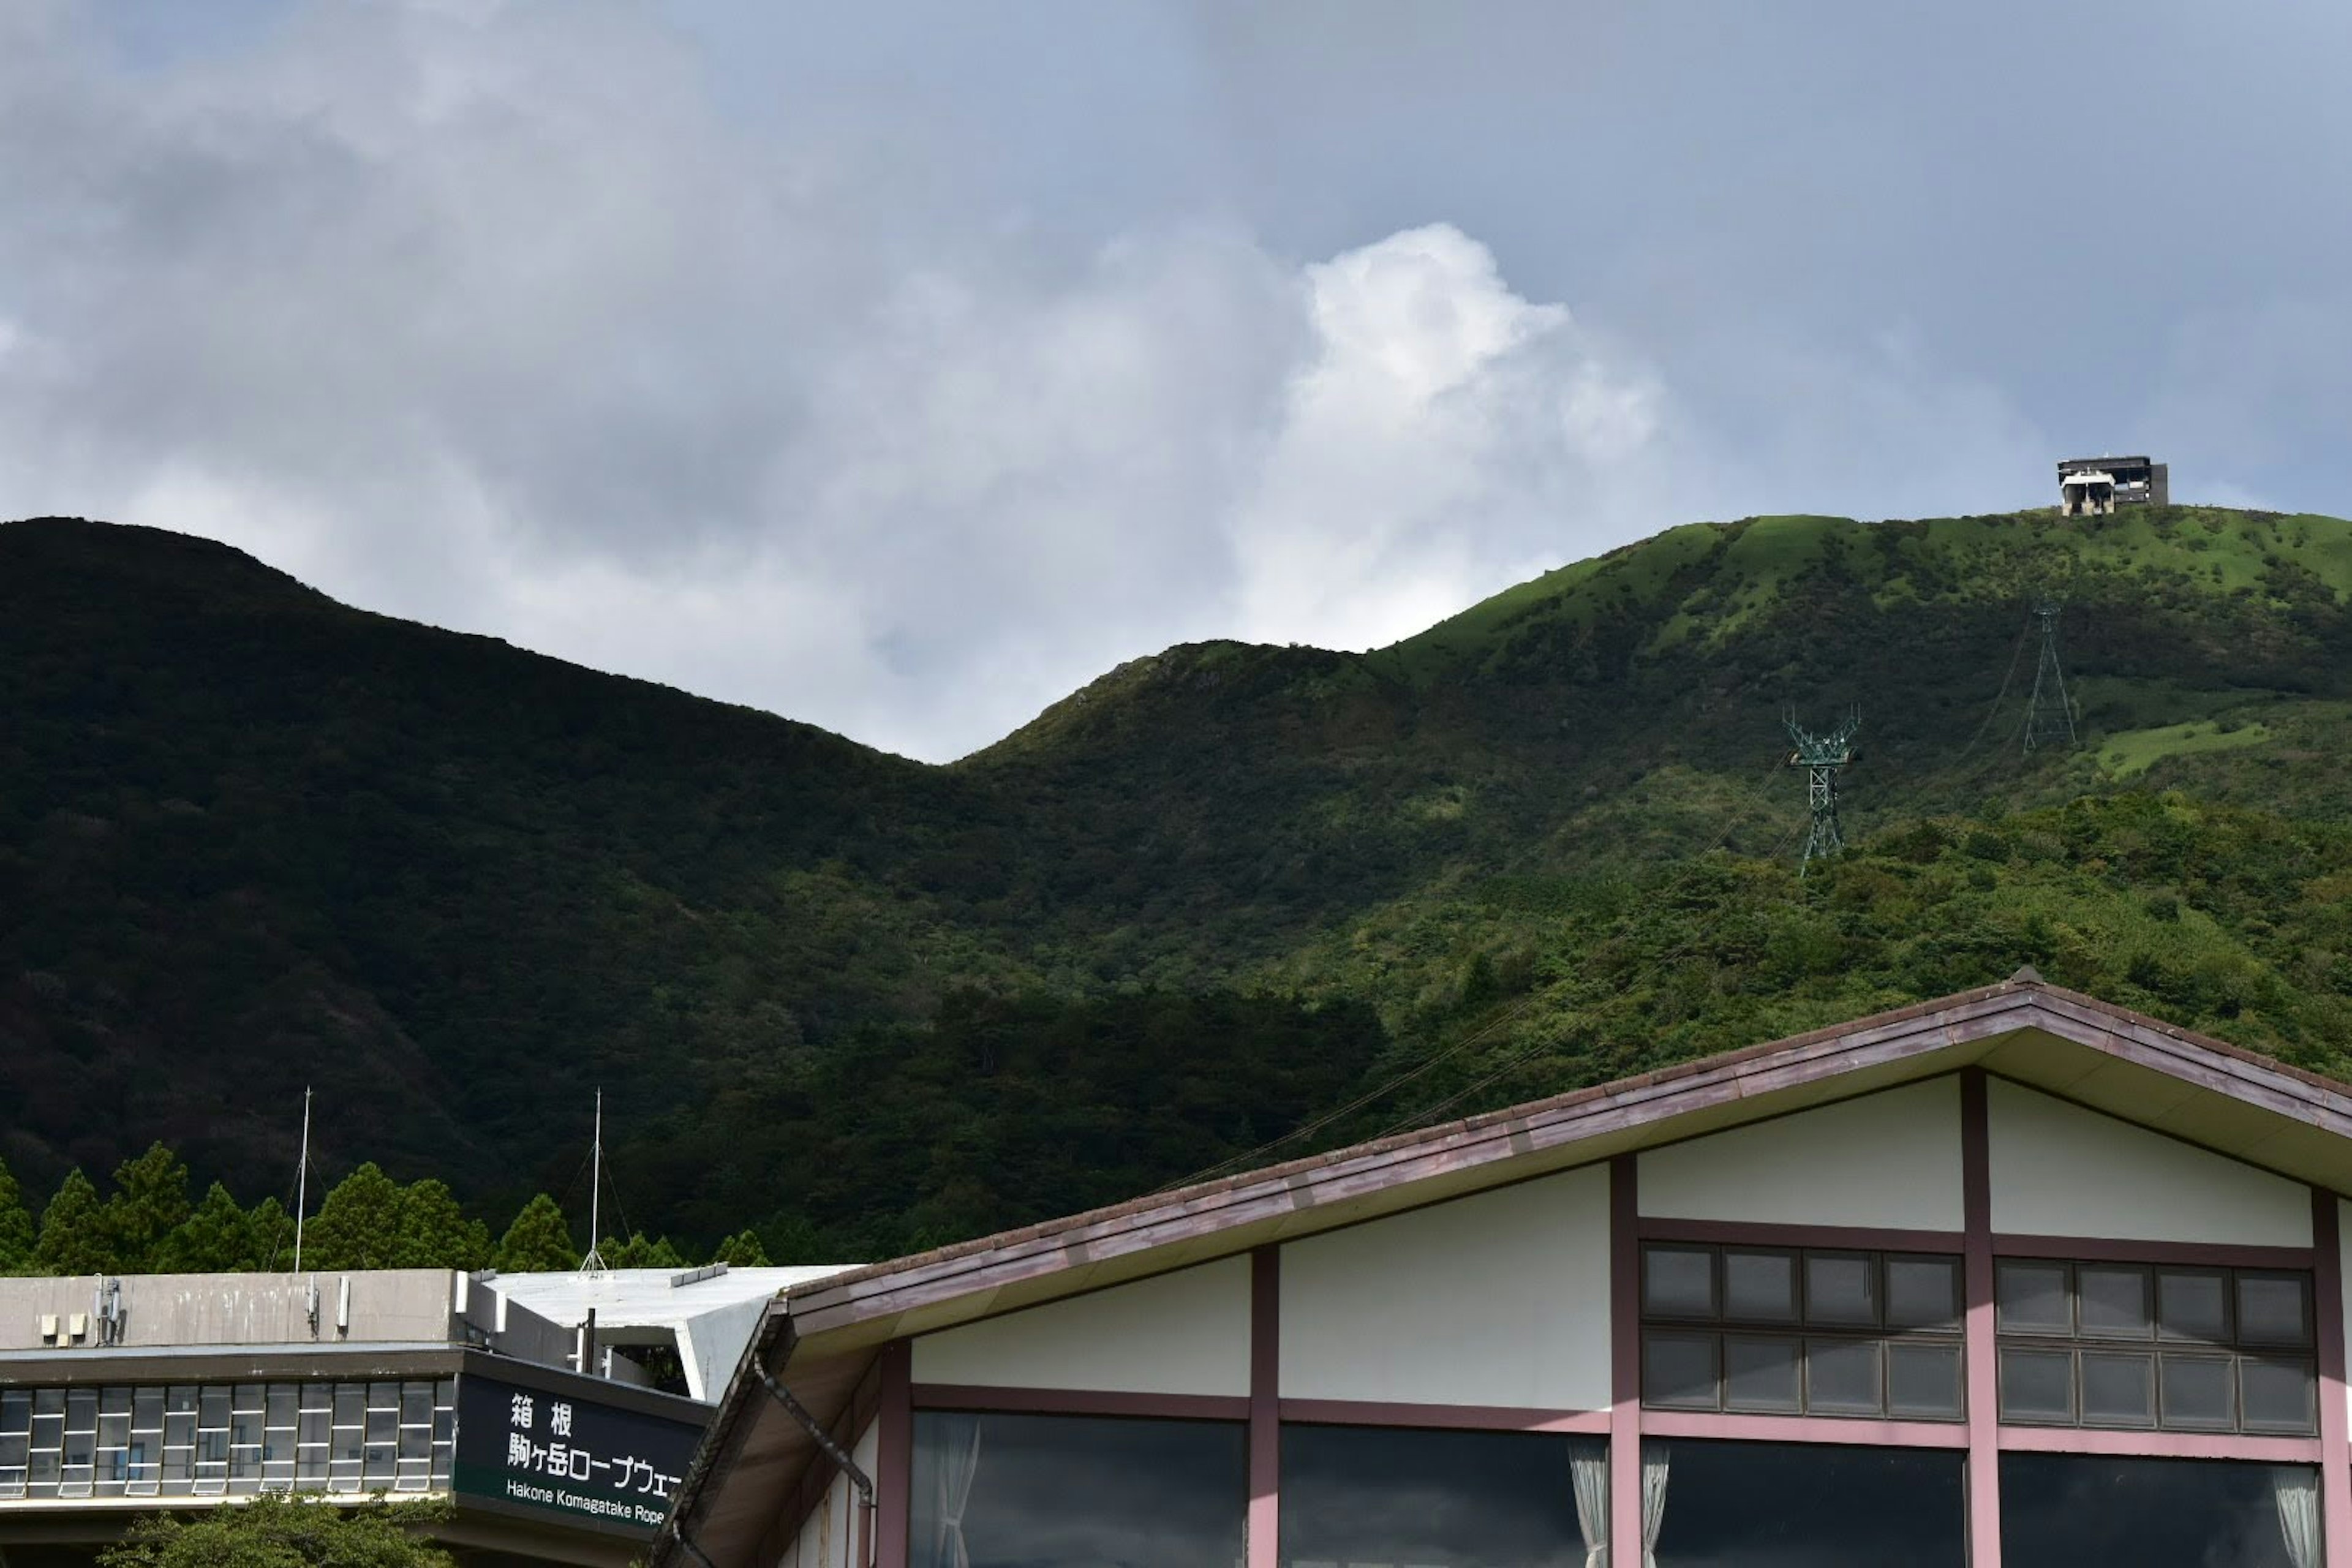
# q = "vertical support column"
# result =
<box><xmin>1610</xmin><ymin>1154</ymin><xmax>1641</xmax><ymax>1568</ymax></box>
<box><xmin>1250</xmin><ymin>1245</ymin><xmax>1281</xmax><ymax>1568</ymax></box>
<box><xmin>875</xmin><ymin>1340</ymin><xmax>911</xmax><ymax>1568</ymax></box>
<box><xmin>1961</xmin><ymin>1069</ymin><xmax>2002</xmax><ymax>1568</ymax></box>
<box><xmin>2312</xmin><ymin>1190</ymin><xmax>2352</xmax><ymax>1568</ymax></box>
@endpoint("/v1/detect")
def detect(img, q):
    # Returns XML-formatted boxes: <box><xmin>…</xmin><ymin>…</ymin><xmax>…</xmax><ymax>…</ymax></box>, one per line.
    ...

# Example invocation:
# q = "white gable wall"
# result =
<box><xmin>1278</xmin><ymin>1164</ymin><xmax>1611</xmax><ymax>1409</ymax></box>
<box><xmin>910</xmin><ymin>1256</ymin><xmax>1251</xmax><ymax>1395</ymax></box>
<box><xmin>1987</xmin><ymin>1078</ymin><xmax>2310</xmax><ymax>1246</ymax></box>
<box><xmin>1637</xmin><ymin>1076</ymin><xmax>1964</xmax><ymax>1231</ymax></box>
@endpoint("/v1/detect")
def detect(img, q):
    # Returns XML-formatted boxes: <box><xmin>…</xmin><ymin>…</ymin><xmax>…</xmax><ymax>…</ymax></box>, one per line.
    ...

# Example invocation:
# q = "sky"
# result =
<box><xmin>4</xmin><ymin>2</ymin><xmax>2349</xmax><ymax>761</ymax></box>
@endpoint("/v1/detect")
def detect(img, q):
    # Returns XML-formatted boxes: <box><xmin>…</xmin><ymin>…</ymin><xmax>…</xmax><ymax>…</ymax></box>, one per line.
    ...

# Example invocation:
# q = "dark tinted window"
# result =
<box><xmin>1653</xmin><ymin>1440</ymin><xmax>1964</xmax><ymax>1567</ymax></box>
<box><xmin>1280</xmin><ymin>1425</ymin><xmax>1600</xmax><ymax>1567</ymax></box>
<box><xmin>2001</xmin><ymin>1454</ymin><xmax>2310</xmax><ymax>1568</ymax></box>
<box><xmin>909</xmin><ymin>1412</ymin><xmax>1243</xmax><ymax>1568</ymax></box>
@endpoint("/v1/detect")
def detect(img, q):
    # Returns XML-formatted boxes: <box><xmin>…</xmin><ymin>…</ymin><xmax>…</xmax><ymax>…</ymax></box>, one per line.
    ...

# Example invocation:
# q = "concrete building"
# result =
<box><xmin>657</xmin><ymin>973</ymin><xmax>2352</xmax><ymax>1568</ymax></box>
<box><xmin>2059</xmin><ymin>454</ymin><xmax>2168</xmax><ymax>514</ymax></box>
<box><xmin>488</xmin><ymin>1268</ymin><xmax>850</xmax><ymax>1404</ymax></box>
<box><xmin>0</xmin><ymin>1269</ymin><xmax>714</xmax><ymax>1568</ymax></box>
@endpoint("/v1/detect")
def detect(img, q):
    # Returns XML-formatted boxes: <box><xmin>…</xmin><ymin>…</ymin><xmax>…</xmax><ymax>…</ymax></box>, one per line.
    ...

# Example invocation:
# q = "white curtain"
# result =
<box><xmin>2272</xmin><ymin>1465</ymin><xmax>2321</xmax><ymax>1568</ymax></box>
<box><xmin>919</xmin><ymin>1414</ymin><xmax>984</xmax><ymax>1568</ymax></box>
<box><xmin>1570</xmin><ymin>1446</ymin><xmax>1610</xmax><ymax>1567</ymax></box>
<box><xmin>1638</xmin><ymin>1441</ymin><xmax>1671</xmax><ymax>1568</ymax></box>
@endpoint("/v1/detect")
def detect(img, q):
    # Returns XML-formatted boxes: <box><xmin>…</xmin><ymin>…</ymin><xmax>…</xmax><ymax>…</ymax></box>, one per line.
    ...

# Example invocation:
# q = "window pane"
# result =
<box><xmin>1888</xmin><ymin>1343</ymin><xmax>1964</xmax><ymax>1419</ymax></box>
<box><xmin>1644</xmin><ymin>1246</ymin><xmax>1716</xmax><ymax>1319</ymax></box>
<box><xmin>2236</xmin><ymin>1275</ymin><xmax>2310</xmax><ymax>1348</ymax></box>
<box><xmin>1806</xmin><ymin>1338</ymin><xmax>1882</xmax><ymax>1414</ymax></box>
<box><xmin>1722</xmin><ymin>1336</ymin><xmax>1802</xmax><ymax>1412</ymax></box>
<box><xmin>2157</xmin><ymin>1271</ymin><xmax>2228</xmax><ymax>1344</ymax></box>
<box><xmin>1885</xmin><ymin>1256</ymin><xmax>1960</xmax><ymax>1332</ymax></box>
<box><xmin>1654</xmin><ymin>1439</ymin><xmax>1965</xmax><ymax>1567</ymax></box>
<box><xmin>1643</xmin><ymin>1332</ymin><xmax>1719</xmax><ymax>1410</ymax></box>
<box><xmin>2158</xmin><ymin>1355</ymin><xmax>2235</xmax><ymax>1429</ymax></box>
<box><xmin>2079</xmin><ymin>1352</ymin><xmax>2155</xmax><ymax>1427</ymax></box>
<box><xmin>2000</xmin><ymin>1348</ymin><xmax>2075</xmax><ymax>1423</ymax></box>
<box><xmin>1722</xmin><ymin>1250</ymin><xmax>1798</xmax><ymax>1322</ymax></box>
<box><xmin>1280</xmin><ymin>1425</ymin><xmax>1597</xmax><ymax>1567</ymax></box>
<box><xmin>2239</xmin><ymin>1359</ymin><xmax>2316</xmax><ymax>1435</ymax></box>
<box><xmin>1997</xmin><ymin>1261</ymin><xmax>2071</xmax><ymax>1333</ymax></box>
<box><xmin>2078</xmin><ymin>1266</ymin><xmax>2152</xmax><ymax>1338</ymax></box>
<box><xmin>1804</xmin><ymin>1253</ymin><xmax>1879</xmax><ymax>1326</ymax></box>
<box><xmin>2001</xmin><ymin>1453</ymin><xmax>2307</xmax><ymax>1568</ymax></box>
<box><xmin>910</xmin><ymin>1412</ymin><xmax>1243</xmax><ymax>1568</ymax></box>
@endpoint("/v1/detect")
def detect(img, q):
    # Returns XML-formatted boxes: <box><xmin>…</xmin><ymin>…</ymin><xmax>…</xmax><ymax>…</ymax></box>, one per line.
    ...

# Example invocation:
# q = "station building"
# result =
<box><xmin>657</xmin><ymin>973</ymin><xmax>2352</xmax><ymax>1568</ymax></box>
<box><xmin>0</xmin><ymin>1265</ymin><xmax>834</xmax><ymax>1568</ymax></box>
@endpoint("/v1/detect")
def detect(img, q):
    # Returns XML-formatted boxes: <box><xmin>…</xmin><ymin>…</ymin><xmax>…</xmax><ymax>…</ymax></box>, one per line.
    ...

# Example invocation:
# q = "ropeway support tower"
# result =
<box><xmin>1785</xmin><ymin>708</ymin><xmax>1860</xmax><ymax>876</ymax></box>
<box><xmin>2022</xmin><ymin>598</ymin><xmax>2078</xmax><ymax>753</ymax></box>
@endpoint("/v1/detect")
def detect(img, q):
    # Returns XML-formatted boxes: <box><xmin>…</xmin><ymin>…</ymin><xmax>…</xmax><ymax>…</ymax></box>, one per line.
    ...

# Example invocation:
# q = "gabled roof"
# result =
<box><xmin>656</xmin><ymin>974</ymin><xmax>2352</xmax><ymax>1568</ymax></box>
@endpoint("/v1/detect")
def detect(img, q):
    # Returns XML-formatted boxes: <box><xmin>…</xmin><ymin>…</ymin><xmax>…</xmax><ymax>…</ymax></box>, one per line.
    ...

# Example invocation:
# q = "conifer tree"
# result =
<box><xmin>600</xmin><ymin>1232</ymin><xmax>685</xmax><ymax>1269</ymax></box>
<box><xmin>154</xmin><ymin>1183</ymin><xmax>260</xmax><ymax>1272</ymax></box>
<box><xmin>711</xmin><ymin>1229</ymin><xmax>771</xmax><ymax>1267</ymax></box>
<box><xmin>296</xmin><ymin>1164</ymin><xmax>405</xmax><ymax>1270</ymax></box>
<box><xmin>34</xmin><ymin>1169</ymin><xmax>113</xmax><ymax>1275</ymax></box>
<box><xmin>0</xmin><ymin>1158</ymin><xmax>34</xmax><ymax>1273</ymax></box>
<box><xmin>103</xmin><ymin>1144</ymin><xmax>192</xmax><ymax>1272</ymax></box>
<box><xmin>494</xmin><ymin>1195</ymin><xmax>577</xmax><ymax>1272</ymax></box>
<box><xmin>247</xmin><ymin>1198</ymin><xmax>295</xmax><ymax>1270</ymax></box>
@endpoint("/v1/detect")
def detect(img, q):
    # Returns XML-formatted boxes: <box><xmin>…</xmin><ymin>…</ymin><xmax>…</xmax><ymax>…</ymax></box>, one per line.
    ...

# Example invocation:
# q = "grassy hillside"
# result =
<box><xmin>6</xmin><ymin>505</ymin><xmax>2351</xmax><ymax>1257</ymax></box>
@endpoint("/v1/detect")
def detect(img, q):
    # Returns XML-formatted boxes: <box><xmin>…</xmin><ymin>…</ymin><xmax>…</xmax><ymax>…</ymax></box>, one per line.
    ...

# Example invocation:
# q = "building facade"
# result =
<box><xmin>0</xmin><ymin>1269</ymin><xmax>714</xmax><ymax>1568</ymax></box>
<box><xmin>658</xmin><ymin>974</ymin><xmax>2352</xmax><ymax>1568</ymax></box>
<box><xmin>2059</xmin><ymin>454</ymin><xmax>2169</xmax><ymax>514</ymax></box>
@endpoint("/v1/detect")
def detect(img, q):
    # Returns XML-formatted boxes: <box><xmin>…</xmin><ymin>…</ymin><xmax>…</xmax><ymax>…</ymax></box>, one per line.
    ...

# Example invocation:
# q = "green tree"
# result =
<box><xmin>302</xmin><ymin>1167</ymin><xmax>490</xmax><ymax>1271</ymax></box>
<box><xmin>34</xmin><ymin>1168</ymin><xmax>113</xmax><ymax>1275</ymax></box>
<box><xmin>104</xmin><ymin>1144</ymin><xmax>192</xmax><ymax>1272</ymax></box>
<box><xmin>100</xmin><ymin>1490</ymin><xmax>453</xmax><ymax>1568</ymax></box>
<box><xmin>0</xmin><ymin>1156</ymin><xmax>34</xmax><ymax>1273</ymax></box>
<box><xmin>249</xmin><ymin>1198</ymin><xmax>295</xmax><ymax>1270</ymax></box>
<box><xmin>494</xmin><ymin>1194</ymin><xmax>576</xmax><ymax>1272</ymax></box>
<box><xmin>154</xmin><ymin>1183</ymin><xmax>258</xmax><ymax>1272</ymax></box>
<box><xmin>710</xmin><ymin>1229</ymin><xmax>770</xmax><ymax>1267</ymax></box>
<box><xmin>600</xmin><ymin>1232</ymin><xmax>685</xmax><ymax>1269</ymax></box>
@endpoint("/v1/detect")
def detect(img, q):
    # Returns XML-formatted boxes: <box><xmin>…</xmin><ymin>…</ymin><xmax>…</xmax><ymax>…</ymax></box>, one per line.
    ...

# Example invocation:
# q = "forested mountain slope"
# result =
<box><xmin>6</xmin><ymin>506</ymin><xmax>2350</xmax><ymax>1259</ymax></box>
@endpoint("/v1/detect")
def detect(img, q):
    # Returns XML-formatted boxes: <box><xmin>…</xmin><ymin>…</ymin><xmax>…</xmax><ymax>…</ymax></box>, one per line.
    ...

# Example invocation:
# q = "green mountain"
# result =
<box><xmin>7</xmin><ymin>505</ymin><xmax>2352</xmax><ymax>1258</ymax></box>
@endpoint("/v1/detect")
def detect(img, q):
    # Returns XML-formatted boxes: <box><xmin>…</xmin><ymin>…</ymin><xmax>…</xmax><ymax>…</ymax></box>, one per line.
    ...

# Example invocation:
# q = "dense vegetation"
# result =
<box><xmin>100</xmin><ymin>1489</ymin><xmax>451</xmax><ymax>1568</ymax></box>
<box><xmin>6</xmin><ymin>505</ymin><xmax>2351</xmax><ymax>1262</ymax></box>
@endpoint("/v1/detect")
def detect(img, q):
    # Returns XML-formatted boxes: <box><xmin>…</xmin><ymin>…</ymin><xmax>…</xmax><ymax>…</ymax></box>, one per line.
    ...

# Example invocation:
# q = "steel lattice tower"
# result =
<box><xmin>2022</xmin><ymin>598</ymin><xmax>2078</xmax><ymax>753</ymax></box>
<box><xmin>1785</xmin><ymin>709</ymin><xmax>1860</xmax><ymax>876</ymax></box>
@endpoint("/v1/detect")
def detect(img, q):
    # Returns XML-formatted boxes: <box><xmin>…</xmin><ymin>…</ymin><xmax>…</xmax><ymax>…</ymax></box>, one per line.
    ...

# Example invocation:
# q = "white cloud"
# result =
<box><xmin>0</xmin><ymin>1</ymin><xmax>2054</xmax><ymax>761</ymax></box>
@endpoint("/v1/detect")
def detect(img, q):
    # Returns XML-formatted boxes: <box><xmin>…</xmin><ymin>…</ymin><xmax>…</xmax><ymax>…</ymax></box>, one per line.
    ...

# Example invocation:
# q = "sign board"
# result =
<box><xmin>454</xmin><ymin>1366</ymin><xmax>708</xmax><ymax>1536</ymax></box>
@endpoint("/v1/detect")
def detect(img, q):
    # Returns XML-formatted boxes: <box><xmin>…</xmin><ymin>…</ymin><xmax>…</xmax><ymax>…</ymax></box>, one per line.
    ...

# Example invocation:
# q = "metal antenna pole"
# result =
<box><xmin>293</xmin><ymin>1087</ymin><xmax>312</xmax><ymax>1274</ymax></box>
<box><xmin>1784</xmin><ymin>708</ymin><xmax>1861</xmax><ymax>876</ymax></box>
<box><xmin>2021</xmin><ymin>598</ymin><xmax>2078</xmax><ymax>753</ymax></box>
<box><xmin>580</xmin><ymin>1090</ymin><xmax>608</xmax><ymax>1275</ymax></box>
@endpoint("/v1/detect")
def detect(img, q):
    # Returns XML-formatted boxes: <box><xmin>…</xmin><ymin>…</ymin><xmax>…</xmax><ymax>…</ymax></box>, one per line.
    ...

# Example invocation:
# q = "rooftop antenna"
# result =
<box><xmin>579</xmin><ymin>1090</ymin><xmax>608</xmax><ymax>1276</ymax></box>
<box><xmin>1785</xmin><ymin>707</ymin><xmax>1861</xmax><ymax>876</ymax></box>
<box><xmin>2021</xmin><ymin>598</ymin><xmax>2078</xmax><ymax>753</ymax></box>
<box><xmin>293</xmin><ymin>1087</ymin><xmax>312</xmax><ymax>1275</ymax></box>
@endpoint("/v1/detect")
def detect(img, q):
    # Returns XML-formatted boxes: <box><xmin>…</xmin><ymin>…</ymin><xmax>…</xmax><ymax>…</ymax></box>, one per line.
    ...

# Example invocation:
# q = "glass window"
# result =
<box><xmin>1888</xmin><ymin>1343</ymin><xmax>1964</xmax><ymax>1419</ymax></box>
<box><xmin>1805</xmin><ymin>1339</ymin><xmax>1882</xmax><ymax>1414</ymax></box>
<box><xmin>2236</xmin><ymin>1275</ymin><xmax>2310</xmax><ymax>1348</ymax></box>
<box><xmin>1999</xmin><ymin>1348</ymin><xmax>2075</xmax><ymax>1423</ymax></box>
<box><xmin>1723</xmin><ymin>1250</ymin><xmax>1798</xmax><ymax>1322</ymax></box>
<box><xmin>1280</xmin><ymin>1425</ymin><xmax>1599</xmax><ymax>1567</ymax></box>
<box><xmin>1722</xmin><ymin>1337</ymin><xmax>1801</xmax><ymax>1412</ymax></box>
<box><xmin>1653</xmin><ymin>1439</ymin><xmax>1966</xmax><ymax>1567</ymax></box>
<box><xmin>1645</xmin><ymin>1246</ymin><xmax>1716</xmax><ymax>1318</ymax></box>
<box><xmin>2159</xmin><ymin>1355</ymin><xmax>2236</xmax><ymax>1430</ymax></box>
<box><xmin>2001</xmin><ymin>1454</ymin><xmax>2312</xmax><ymax>1568</ymax></box>
<box><xmin>1997</xmin><ymin>1261</ymin><xmax>2072</xmax><ymax>1333</ymax></box>
<box><xmin>1643</xmin><ymin>1332</ymin><xmax>1720</xmax><ymax>1410</ymax></box>
<box><xmin>2240</xmin><ymin>1360</ymin><xmax>2316</xmax><ymax>1434</ymax></box>
<box><xmin>2158</xmin><ymin>1271</ymin><xmax>2229</xmax><ymax>1344</ymax></box>
<box><xmin>2078</xmin><ymin>1265</ymin><xmax>2151</xmax><ymax>1337</ymax></box>
<box><xmin>909</xmin><ymin>1412</ymin><xmax>1243</xmax><ymax>1568</ymax></box>
<box><xmin>2079</xmin><ymin>1352</ymin><xmax>2155</xmax><ymax>1427</ymax></box>
<box><xmin>1804</xmin><ymin>1253</ymin><xmax>1879</xmax><ymax>1326</ymax></box>
<box><xmin>1885</xmin><ymin>1256</ymin><xmax>1960</xmax><ymax>1331</ymax></box>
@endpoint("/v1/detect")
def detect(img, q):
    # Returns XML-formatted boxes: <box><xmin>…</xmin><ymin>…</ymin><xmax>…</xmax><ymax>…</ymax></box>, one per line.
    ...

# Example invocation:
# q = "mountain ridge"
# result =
<box><xmin>7</xmin><ymin>505</ymin><xmax>2352</xmax><ymax>1257</ymax></box>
